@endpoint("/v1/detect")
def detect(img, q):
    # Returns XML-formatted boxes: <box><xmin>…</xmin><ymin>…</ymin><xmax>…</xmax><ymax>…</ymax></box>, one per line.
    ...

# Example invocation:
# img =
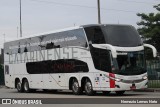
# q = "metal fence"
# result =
<box><xmin>147</xmin><ymin>60</ymin><xmax>160</xmax><ymax>88</ymax></box>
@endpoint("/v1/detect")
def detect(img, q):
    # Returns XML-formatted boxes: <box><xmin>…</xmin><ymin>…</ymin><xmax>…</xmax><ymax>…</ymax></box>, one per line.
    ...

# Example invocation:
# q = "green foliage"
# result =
<box><xmin>137</xmin><ymin>4</ymin><xmax>160</xmax><ymax>52</ymax></box>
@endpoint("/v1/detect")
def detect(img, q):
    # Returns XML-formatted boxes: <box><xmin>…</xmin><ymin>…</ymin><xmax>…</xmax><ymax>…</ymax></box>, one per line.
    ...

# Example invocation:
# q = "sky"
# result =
<box><xmin>0</xmin><ymin>0</ymin><xmax>160</xmax><ymax>51</ymax></box>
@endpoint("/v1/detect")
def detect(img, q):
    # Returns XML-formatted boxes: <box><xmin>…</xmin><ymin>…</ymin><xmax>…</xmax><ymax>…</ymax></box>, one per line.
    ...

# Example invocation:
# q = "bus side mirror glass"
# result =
<box><xmin>145</xmin><ymin>48</ymin><xmax>157</xmax><ymax>60</ymax></box>
<box><xmin>144</xmin><ymin>44</ymin><xmax>157</xmax><ymax>58</ymax></box>
<box><xmin>88</xmin><ymin>41</ymin><xmax>93</xmax><ymax>47</ymax></box>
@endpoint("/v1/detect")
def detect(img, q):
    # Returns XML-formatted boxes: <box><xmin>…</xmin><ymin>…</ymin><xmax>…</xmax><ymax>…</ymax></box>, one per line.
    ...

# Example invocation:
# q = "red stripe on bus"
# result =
<box><xmin>109</xmin><ymin>73</ymin><xmax>115</xmax><ymax>88</ymax></box>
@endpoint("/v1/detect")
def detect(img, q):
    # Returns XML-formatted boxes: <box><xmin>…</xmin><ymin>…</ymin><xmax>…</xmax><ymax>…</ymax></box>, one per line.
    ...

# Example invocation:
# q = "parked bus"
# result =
<box><xmin>4</xmin><ymin>24</ymin><xmax>157</xmax><ymax>95</ymax></box>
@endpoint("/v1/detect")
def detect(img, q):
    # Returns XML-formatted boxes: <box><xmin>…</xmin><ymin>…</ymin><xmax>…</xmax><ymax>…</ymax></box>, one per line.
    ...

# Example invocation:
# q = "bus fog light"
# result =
<box><xmin>115</xmin><ymin>85</ymin><xmax>120</xmax><ymax>88</ymax></box>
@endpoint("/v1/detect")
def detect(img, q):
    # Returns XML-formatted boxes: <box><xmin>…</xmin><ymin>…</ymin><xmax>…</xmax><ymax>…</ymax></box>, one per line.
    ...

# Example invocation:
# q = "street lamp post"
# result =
<box><xmin>20</xmin><ymin>0</ymin><xmax>22</xmax><ymax>37</ymax></box>
<box><xmin>3</xmin><ymin>34</ymin><xmax>5</xmax><ymax>43</ymax></box>
<box><xmin>97</xmin><ymin>0</ymin><xmax>101</xmax><ymax>24</ymax></box>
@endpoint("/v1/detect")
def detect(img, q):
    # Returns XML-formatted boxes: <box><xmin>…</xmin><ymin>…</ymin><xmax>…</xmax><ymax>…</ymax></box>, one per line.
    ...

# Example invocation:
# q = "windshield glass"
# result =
<box><xmin>102</xmin><ymin>25</ymin><xmax>142</xmax><ymax>47</ymax></box>
<box><xmin>112</xmin><ymin>51</ymin><xmax>146</xmax><ymax>75</ymax></box>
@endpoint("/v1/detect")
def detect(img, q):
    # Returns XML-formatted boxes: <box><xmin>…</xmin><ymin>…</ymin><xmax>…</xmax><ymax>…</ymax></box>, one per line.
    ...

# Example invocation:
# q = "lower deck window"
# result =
<box><xmin>26</xmin><ymin>59</ymin><xmax>89</xmax><ymax>74</ymax></box>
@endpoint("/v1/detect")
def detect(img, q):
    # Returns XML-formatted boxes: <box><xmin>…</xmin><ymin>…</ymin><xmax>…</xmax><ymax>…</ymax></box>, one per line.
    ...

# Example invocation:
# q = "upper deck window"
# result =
<box><xmin>84</xmin><ymin>26</ymin><xmax>106</xmax><ymax>44</ymax></box>
<box><xmin>4</xmin><ymin>28</ymin><xmax>87</xmax><ymax>54</ymax></box>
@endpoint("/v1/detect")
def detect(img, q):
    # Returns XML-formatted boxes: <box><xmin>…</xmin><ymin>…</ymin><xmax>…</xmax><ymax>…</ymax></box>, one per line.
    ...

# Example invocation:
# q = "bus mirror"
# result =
<box><xmin>144</xmin><ymin>44</ymin><xmax>157</xmax><ymax>57</ymax></box>
<box><xmin>88</xmin><ymin>41</ymin><xmax>92</xmax><ymax>45</ymax></box>
<box><xmin>88</xmin><ymin>41</ymin><xmax>93</xmax><ymax>49</ymax></box>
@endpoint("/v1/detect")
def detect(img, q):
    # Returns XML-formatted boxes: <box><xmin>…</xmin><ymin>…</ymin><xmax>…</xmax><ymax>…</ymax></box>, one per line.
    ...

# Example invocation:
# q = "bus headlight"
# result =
<box><xmin>108</xmin><ymin>75</ymin><xmax>121</xmax><ymax>82</ymax></box>
<box><xmin>142</xmin><ymin>76</ymin><xmax>148</xmax><ymax>80</ymax></box>
<box><xmin>115</xmin><ymin>78</ymin><xmax>121</xmax><ymax>82</ymax></box>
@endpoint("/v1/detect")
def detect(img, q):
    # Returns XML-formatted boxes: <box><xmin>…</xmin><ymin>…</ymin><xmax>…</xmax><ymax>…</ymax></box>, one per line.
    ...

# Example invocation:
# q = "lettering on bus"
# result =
<box><xmin>7</xmin><ymin>47</ymin><xmax>78</xmax><ymax>64</ymax></box>
<box><xmin>8</xmin><ymin>36</ymin><xmax>78</xmax><ymax>50</ymax></box>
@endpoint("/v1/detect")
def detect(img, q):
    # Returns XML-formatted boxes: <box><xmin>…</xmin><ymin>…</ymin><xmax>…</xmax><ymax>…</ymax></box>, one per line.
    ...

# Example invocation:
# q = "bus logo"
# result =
<box><xmin>2</xmin><ymin>99</ymin><xmax>11</xmax><ymax>104</ymax></box>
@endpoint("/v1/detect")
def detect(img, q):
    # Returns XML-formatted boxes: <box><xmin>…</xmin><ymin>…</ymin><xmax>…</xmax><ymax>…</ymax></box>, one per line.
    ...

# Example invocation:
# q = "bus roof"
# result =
<box><xmin>4</xmin><ymin>24</ymin><xmax>132</xmax><ymax>44</ymax></box>
<box><xmin>4</xmin><ymin>26</ymin><xmax>82</xmax><ymax>43</ymax></box>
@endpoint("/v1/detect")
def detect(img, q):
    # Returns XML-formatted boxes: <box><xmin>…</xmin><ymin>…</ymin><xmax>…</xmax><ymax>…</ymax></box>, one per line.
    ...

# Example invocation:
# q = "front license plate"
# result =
<box><xmin>130</xmin><ymin>86</ymin><xmax>136</xmax><ymax>90</ymax></box>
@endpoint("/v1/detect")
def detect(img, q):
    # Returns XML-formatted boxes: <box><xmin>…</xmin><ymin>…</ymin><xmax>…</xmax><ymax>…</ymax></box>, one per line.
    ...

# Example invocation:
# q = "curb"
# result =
<box><xmin>134</xmin><ymin>88</ymin><xmax>160</xmax><ymax>92</ymax></box>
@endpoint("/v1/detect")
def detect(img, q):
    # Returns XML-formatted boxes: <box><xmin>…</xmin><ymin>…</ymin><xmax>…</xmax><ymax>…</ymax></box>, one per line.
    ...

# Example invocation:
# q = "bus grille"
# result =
<box><xmin>121</xmin><ymin>79</ymin><xmax>144</xmax><ymax>84</ymax></box>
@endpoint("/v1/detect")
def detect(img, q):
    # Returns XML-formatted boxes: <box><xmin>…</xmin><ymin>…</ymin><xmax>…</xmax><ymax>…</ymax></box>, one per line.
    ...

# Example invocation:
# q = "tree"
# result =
<box><xmin>137</xmin><ymin>4</ymin><xmax>160</xmax><ymax>52</ymax></box>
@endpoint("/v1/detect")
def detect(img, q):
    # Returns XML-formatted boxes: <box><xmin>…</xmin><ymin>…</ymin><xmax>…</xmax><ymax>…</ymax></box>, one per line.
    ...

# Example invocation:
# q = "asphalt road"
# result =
<box><xmin>0</xmin><ymin>88</ymin><xmax>160</xmax><ymax>107</ymax></box>
<box><xmin>0</xmin><ymin>88</ymin><xmax>160</xmax><ymax>98</ymax></box>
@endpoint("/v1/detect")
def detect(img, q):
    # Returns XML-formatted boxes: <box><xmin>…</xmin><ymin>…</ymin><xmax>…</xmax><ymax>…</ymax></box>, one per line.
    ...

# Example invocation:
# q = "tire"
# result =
<box><xmin>102</xmin><ymin>91</ymin><xmax>110</xmax><ymax>95</ymax></box>
<box><xmin>72</xmin><ymin>79</ymin><xmax>82</xmax><ymax>95</ymax></box>
<box><xmin>116</xmin><ymin>91</ymin><xmax>125</xmax><ymax>95</ymax></box>
<box><xmin>16</xmin><ymin>80</ymin><xmax>23</xmax><ymax>92</ymax></box>
<box><xmin>23</xmin><ymin>79</ymin><xmax>30</xmax><ymax>93</ymax></box>
<box><xmin>84</xmin><ymin>79</ymin><xmax>94</xmax><ymax>96</ymax></box>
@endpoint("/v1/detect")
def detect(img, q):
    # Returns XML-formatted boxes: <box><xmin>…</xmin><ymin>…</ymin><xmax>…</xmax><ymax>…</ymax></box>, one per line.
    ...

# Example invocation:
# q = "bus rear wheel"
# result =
<box><xmin>16</xmin><ymin>80</ymin><xmax>23</xmax><ymax>92</ymax></box>
<box><xmin>115</xmin><ymin>91</ymin><xmax>125</xmax><ymax>95</ymax></box>
<box><xmin>23</xmin><ymin>79</ymin><xmax>30</xmax><ymax>93</ymax></box>
<box><xmin>84</xmin><ymin>79</ymin><xmax>94</xmax><ymax>96</ymax></box>
<box><xmin>72</xmin><ymin>79</ymin><xmax>82</xmax><ymax>95</ymax></box>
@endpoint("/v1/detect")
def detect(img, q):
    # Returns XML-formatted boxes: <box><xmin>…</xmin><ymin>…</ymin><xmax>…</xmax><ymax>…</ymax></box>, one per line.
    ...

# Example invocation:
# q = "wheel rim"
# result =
<box><xmin>85</xmin><ymin>82</ymin><xmax>92</xmax><ymax>93</ymax></box>
<box><xmin>72</xmin><ymin>82</ymin><xmax>79</xmax><ymax>92</ymax></box>
<box><xmin>17</xmin><ymin>82</ymin><xmax>21</xmax><ymax>91</ymax></box>
<box><xmin>24</xmin><ymin>82</ymin><xmax>29</xmax><ymax>91</ymax></box>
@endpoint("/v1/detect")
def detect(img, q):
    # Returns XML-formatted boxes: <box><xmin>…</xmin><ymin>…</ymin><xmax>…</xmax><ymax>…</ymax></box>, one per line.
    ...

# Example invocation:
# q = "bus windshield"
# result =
<box><xmin>102</xmin><ymin>25</ymin><xmax>142</xmax><ymax>47</ymax></box>
<box><xmin>112</xmin><ymin>51</ymin><xmax>146</xmax><ymax>75</ymax></box>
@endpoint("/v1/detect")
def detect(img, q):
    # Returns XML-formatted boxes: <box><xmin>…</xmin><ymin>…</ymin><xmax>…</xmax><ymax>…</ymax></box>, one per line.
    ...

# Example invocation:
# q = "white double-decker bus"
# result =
<box><xmin>4</xmin><ymin>24</ymin><xmax>157</xmax><ymax>95</ymax></box>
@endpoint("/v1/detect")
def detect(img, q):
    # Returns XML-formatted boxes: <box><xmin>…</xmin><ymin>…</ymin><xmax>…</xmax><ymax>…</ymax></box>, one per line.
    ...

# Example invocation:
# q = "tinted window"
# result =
<box><xmin>5</xmin><ymin>65</ymin><xmax>9</xmax><ymax>74</ymax></box>
<box><xmin>102</xmin><ymin>25</ymin><xmax>142</xmax><ymax>47</ymax></box>
<box><xmin>84</xmin><ymin>26</ymin><xmax>106</xmax><ymax>44</ymax></box>
<box><xmin>26</xmin><ymin>59</ymin><xmax>89</xmax><ymax>74</ymax></box>
<box><xmin>4</xmin><ymin>28</ymin><xmax>87</xmax><ymax>54</ymax></box>
<box><xmin>90</xmin><ymin>46</ymin><xmax>111</xmax><ymax>72</ymax></box>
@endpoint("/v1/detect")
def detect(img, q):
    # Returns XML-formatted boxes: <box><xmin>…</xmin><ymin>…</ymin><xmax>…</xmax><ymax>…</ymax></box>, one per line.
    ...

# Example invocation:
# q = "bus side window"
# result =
<box><xmin>5</xmin><ymin>65</ymin><xmax>9</xmax><ymax>74</ymax></box>
<box><xmin>90</xmin><ymin>47</ymin><xmax>111</xmax><ymax>72</ymax></box>
<box><xmin>85</xmin><ymin>27</ymin><xmax>106</xmax><ymax>44</ymax></box>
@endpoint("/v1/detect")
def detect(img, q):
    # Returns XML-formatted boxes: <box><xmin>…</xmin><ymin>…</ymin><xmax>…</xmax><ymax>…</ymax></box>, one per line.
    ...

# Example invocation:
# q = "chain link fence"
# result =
<box><xmin>147</xmin><ymin>60</ymin><xmax>160</xmax><ymax>88</ymax></box>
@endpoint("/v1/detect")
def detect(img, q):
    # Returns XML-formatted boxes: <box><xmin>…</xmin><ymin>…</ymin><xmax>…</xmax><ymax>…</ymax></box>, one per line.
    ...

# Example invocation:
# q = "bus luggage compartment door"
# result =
<box><xmin>58</xmin><ymin>73</ymin><xmax>66</xmax><ymax>88</ymax></box>
<box><xmin>99</xmin><ymin>73</ymin><xmax>110</xmax><ymax>88</ymax></box>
